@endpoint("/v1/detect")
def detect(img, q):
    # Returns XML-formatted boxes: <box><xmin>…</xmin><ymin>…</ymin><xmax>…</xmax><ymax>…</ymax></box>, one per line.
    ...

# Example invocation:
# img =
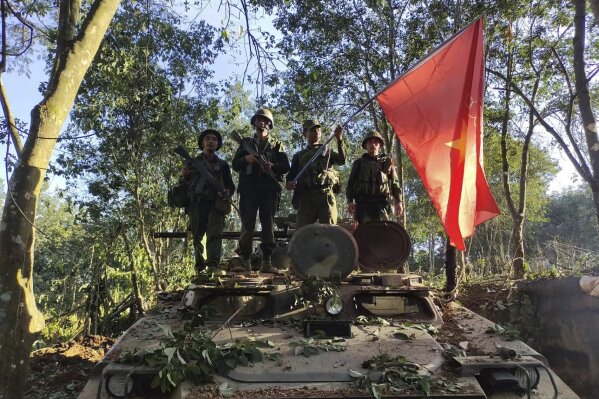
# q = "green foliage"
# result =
<box><xmin>349</xmin><ymin>353</ymin><xmax>432</xmax><ymax>398</ymax></box>
<box><xmin>289</xmin><ymin>337</ymin><xmax>347</xmax><ymax>357</ymax></box>
<box><xmin>120</xmin><ymin>323</ymin><xmax>272</xmax><ymax>392</ymax></box>
<box><xmin>293</xmin><ymin>275</ymin><xmax>338</xmax><ymax>308</ymax></box>
<box><xmin>485</xmin><ymin>323</ymin><xmax>520</xmax><ymax>341</ymax></box>
<box><xmin>355</xmin><ymin>316</ymin><xmax>390</xmax><ymax>326</ymax></box>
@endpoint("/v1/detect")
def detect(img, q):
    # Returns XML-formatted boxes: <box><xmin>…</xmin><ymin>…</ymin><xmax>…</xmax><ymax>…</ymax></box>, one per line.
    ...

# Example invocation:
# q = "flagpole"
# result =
<box><xmin>291</xmin><ymin>16</ymin><xmax>483</xmax><ymax>184</ymax></box>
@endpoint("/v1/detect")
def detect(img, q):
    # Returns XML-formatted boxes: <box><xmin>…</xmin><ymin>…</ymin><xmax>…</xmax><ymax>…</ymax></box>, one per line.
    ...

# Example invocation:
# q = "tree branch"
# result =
<box><xmin>488</xmin><ymin>67</ymin><xmax>594</xmax><ymax>183</ymax></box>
<box><xmin>0</xmin><ymin>77</ymin><xmax>23</xmax><ymax>156</ymax></box>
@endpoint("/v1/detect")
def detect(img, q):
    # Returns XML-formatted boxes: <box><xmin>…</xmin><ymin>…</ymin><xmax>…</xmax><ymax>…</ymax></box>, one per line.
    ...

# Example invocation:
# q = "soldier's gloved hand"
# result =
<box><xmin>334</xmin><ymin>125</ymin><xmax>344</xmax><ymax>141</ymax></box>
<box><xmin>347</xmin><ymin>202</ymin><xmax>356</xmax><ymax>215</ymax></box>
<box><xmin>286</xmin><ymin>181</ymin><xmax>296</xmax><ymax>190</ymax></box>
<box><xmin>244</xmin><ymin>154</ymin><xmax>258</xmax><ymax>164</ymax></box>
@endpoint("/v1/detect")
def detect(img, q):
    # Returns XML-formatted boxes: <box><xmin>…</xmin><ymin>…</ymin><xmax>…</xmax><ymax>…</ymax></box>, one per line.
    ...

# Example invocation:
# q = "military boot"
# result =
<box><xmin>205</xmin><ymin>264</ymin><xmax>227</xmax><ymax>277</ymax></box>
<box><xmin>231</xmin><ymin>257</ymin><xmax>251</xmax><ymax>273</ymax></box>
<box><xmin>260</xmin><ymin>259</ymin><xmax>282</xmax><ymax>275</ymax></box>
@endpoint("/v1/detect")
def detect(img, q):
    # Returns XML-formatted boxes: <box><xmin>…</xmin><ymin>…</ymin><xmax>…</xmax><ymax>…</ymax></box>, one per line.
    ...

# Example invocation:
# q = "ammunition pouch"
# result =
<box><xmin>318</xmin><ymin>169</ymin><xmax>340</xmax><ymax>194</ymax></box>
<box><xmin>214</xmin><ymin>196</ymin><xmax>232</xmax><ymax>215</ymax></box>
<box><xmin>168</xmin><ymin>182</ymin><xmax>189</xmax><ymax>208</ymax></box>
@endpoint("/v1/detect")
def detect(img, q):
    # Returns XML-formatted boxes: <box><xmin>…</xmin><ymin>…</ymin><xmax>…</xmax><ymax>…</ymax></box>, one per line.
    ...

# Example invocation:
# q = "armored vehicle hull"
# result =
<box><xmin>78</xmin><ymin>222</ymin><xmax>580</xmax><ymax>399</ymax></box>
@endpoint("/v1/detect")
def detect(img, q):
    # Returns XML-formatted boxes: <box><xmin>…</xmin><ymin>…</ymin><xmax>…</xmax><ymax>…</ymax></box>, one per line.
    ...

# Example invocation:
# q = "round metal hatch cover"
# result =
<box><xmin>288</xmin><ymin>224</ymin><xmax>358</xmax><ymax>280</ymax></box>
<box><xmin>353</xmin><ymin>221</ymin><xmax>411</xmax><ymax>271</ymax></box>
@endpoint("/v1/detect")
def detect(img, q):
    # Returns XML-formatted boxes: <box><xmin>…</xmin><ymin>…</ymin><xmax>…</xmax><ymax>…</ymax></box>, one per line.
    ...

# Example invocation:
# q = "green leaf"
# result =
<box><xmin>348</xmin><ymin>369</ymin><xmax>363</xmax><ymax>378</ymax></box>
<box><xmin>302</xmin><ymin>346</ymin><xmax>319</xmax><ymax>357</ymax></box>
<box><xmin>200</xmin><ymin>361</ymin><xmax>212</xmax><ymax>375</ymax></box>
<box><xmin>202</xmin><ymin>349</ymin><xmax>213</xmax><ymax>365</ymax></box>
<box><xmin>393</xmin><ymin>332</ymin><xmax>414</xmax><ymax>340</ymax></box>
<box><xmin>238</xmin><ymin>353</ymin><xmax>249</xmax><ymax>366</ymax></box>
<box><xmin>166</xmin><ymin>371</ymin><xmax>176</xmax><ymax>387</ymax></box>
<box><xmin>370</xmin><ymin>382</ymin><xmax>383</xmax><ymax>399</ymax></box>
<box><xmin>266</xmin><ymin>352</ymin><xmax>283</xmax><ymax>361</ymax></box>
<box><xmin>164</xmin><ymin>347</ymin><xmax>176</xmax><ymax>363</ymax></box>
<box><xmin>420</xmin><ymin>377</ymin><xmax>431</xmax><ymax>397</ymax></box>
<box><xmin>219</xmin><ymin>382</ymin><xmax>237</xmax><ymax>397</ymax></box>
<box><xmin>158</xmin><ymin>324</ymin><xmax>174</xmax><ymax>339</ymax></box>
<box><xmin>249</xmin><ymin>347</ymin><xmax>263</xmax><ymax>362</ymax></box>
<box><xmin>176</xmin><ymin>349</ymin><xmax>187</xmax><ymax>365</ymax></box>
<box><xmin>221</xmin><ymin>30</ymin><xmax>230</xmax><ymax>42</ymax></box>
<box><xmin>225</xmin><ymin>357</ymin><xmax>238</xmax><ymax>368</ymax></box>
<box><xmin>151</xmin><ymin>374</ymin><xmax>161</xmax><ymax>388</ymax></box>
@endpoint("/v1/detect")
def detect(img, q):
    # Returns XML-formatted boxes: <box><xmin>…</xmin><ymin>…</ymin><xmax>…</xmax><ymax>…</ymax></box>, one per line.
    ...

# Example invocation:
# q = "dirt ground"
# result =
<box><xmin>27</xmin><ymin>335</ymin><xmax>116</xmax><ymax>399</ymax></box>
<box><xmin>456</xmin><ymin>278</ymin><xmax>513</xmax><ymax>325</ymax></box>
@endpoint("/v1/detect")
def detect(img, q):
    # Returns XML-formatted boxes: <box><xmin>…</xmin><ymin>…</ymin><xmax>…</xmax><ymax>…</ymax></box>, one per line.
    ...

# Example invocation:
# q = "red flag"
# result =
<box><xmin>376</xmin><ymin>18</ymin><xmax>500</xmax><ymax>250</ymax></box>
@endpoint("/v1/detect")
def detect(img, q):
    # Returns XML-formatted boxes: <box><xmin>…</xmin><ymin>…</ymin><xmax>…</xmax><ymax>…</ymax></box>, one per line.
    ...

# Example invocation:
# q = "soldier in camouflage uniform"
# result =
<box><xmin>286</xmin><ymin>119</ymin><xmax>345</xmax><ymax>228</ymax></box>
<box><xmin>346</xmin><ymin>130</ymin><xmax>403</xmax><ymax>224</ymax></box>
<box><xmin>180</xmin><ymin>129</ymin><xmax>236</xmax><ymax>275</ymax></box>
<box><xmin>232</xmin><ymin>109</ymin><xmax>290</xmax><ymax>274</ymax></box>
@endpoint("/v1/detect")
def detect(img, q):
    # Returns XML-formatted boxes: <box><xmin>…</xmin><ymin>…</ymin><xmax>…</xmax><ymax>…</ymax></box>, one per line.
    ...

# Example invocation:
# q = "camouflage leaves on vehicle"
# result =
<box><xmin>289</xmin><ymin>337</ymin><xmax>347</xmax><ymax>357</ymax></box>
<box><xmin>348</xmin><ymin>353</ymin><xmax>432</xmax><ymax>398</ymax></box>
<box><xmin>119</xmin><ymin>323</ymin><xmax>272</xmax><ymax>393</ymax></box>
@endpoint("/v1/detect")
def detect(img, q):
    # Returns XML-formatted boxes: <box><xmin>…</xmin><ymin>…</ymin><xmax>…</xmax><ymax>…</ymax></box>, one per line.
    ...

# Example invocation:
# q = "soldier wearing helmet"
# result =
<box><xmin>176</xmin><ymin>129</ymin><xmax>235</xmax><ymax>276</ymax></box>
<box><xmin>286</xmin><ymin>119</ymin><xmax>345</xmax><ymax>228</ymax></box>
<box><xmin>346</xmin><ymin>130</ymin><xmax>403</xmax><ymax>224</ymax></box>
<box><xmin>231</xmin><ymin>108</ymin><xmax>290</xmax><ymax>274</ymax></box>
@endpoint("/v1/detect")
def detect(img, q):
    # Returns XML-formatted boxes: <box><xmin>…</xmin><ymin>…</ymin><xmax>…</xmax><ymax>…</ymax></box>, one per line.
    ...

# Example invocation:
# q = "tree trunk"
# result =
<box><xmin>0</xmin><ymin>1</ymin><xmax>120</xmax><ymax>397</ymax></box>
<box><xmin>122</xmin><ymin>230</ymin><xmax>144</xmax><ymax>317</ymax></box>
<box><xmin>510</xmin><ymin>217</ymin><xmax>525</xmax><ymax>278</ymax></box>
<box><xmin>574</xmin><ymin>0</ymin><xmax>599</xmax><ymax>229</ymax></box>
<box><xmin>444</xmin><ymin>238</ymin><xmax>457</xmax><ymax>292</ymax></box>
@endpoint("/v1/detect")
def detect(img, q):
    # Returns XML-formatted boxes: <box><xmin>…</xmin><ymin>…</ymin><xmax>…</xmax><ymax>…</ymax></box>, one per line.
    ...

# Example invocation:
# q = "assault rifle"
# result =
<box><xmin>173</xmin><ymin>145</ymin><xmax>239</xmax><ymax>214</ymax></box>
<box><xmin>231</xmin><ymin>130</ymin><xmax>281</xmax><ymax>187</ymax></box>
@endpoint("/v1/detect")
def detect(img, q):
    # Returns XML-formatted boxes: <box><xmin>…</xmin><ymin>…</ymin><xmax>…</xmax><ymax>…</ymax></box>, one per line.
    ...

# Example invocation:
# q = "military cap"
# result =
<box><xmin>361</xmin><ymin>130</ymin><xmax>385</xmax><ymax>149</ymax></box>
<box><xmin>198</xmin><ymin>129</ymin><xmax>223</xmax><ymax>150</ymax></box>
<box><xmin>302</xmin><ymin>119</ymin><xmax>322</xmax><ymax>133</ymax></box>
<box><xmin>251</xmin><ymin>108</ymin><xmax>274</xmax><ymax>129</ymax></box>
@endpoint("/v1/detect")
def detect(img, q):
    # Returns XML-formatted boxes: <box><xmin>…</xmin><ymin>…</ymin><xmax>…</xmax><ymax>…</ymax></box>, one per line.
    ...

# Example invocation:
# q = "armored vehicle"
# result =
<box><xmin>79</xmin><ymin>221</ymin><xmax>579</xmax><ymax>399</ymax></box>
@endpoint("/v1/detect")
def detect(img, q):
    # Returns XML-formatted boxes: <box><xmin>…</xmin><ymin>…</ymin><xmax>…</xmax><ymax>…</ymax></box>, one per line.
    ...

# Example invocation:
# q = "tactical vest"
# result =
<box><xmin>245</xmin><ymin>137</ymin><xmax>285</xmax><ymax>180</ymax></box>
<box><xmin>297</xmin><ymin>147</ymin><xmax>339</xmax><ymax>190</ymax></box>
<box><xmin>355</xmin><ymin>155</ymin><xmax>393</xmax><ymax>198</ymax></box>
<box><xmin>191</xmin><ymin>156</ymin><xmax>227</xmax><ymax>199</ymax></box>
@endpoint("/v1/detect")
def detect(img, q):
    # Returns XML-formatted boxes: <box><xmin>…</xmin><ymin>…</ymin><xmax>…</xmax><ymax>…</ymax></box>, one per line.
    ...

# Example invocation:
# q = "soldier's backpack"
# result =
<box><xmin>167</xmin><ymin>182</ymin><xmax>189</xmax><ymax>208</ymax></box>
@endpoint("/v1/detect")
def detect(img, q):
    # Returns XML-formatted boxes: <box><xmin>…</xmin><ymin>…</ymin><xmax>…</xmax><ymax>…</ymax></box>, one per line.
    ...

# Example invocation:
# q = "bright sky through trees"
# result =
<box><xmin>2</xmin><ymin>6</ymin><xmax>581</xmax><ymax>194</ymax></box>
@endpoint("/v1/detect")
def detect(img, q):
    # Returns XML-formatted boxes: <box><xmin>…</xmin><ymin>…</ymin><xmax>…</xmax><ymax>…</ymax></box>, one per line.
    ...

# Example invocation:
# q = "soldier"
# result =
<box><xmin>346</xmin><ymin>130</ymin><xmax>403</xmax><ymax>224</ymax></box>
<box><xmin>180</xmin><ymin>129</ymin><xmax>236</xmax><ymax>275</ymax></box>
<box><xmin>286</xmin><ymin>119</ymin><xmax>345</xmax><ymax>228</ymax></box>
<box><xmin>232</xmin><ymin>108</ymin><xmax>290</xmax><ymax>273</ymax></box>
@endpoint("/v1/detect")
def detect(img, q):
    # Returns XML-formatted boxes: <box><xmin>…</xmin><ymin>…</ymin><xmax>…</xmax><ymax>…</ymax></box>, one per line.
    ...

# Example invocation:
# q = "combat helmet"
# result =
<box><xmin>251</xmin><ymin>108</ymin><xmax>274</xmax><ymax>129</ymax></box>
<box><xmin>361</xmin><ymin>130</ymin><xmax>385</xmax><ymax>149</ymax></box>
<box><xmin>302</xmin><ymin>119</ymin><xmax>322</xmax><ymax>133</ymax></box>
<box><xmin>198</xmin><ymin>129</ymin><xmax>223</xmax><ymax>150</ymax></box>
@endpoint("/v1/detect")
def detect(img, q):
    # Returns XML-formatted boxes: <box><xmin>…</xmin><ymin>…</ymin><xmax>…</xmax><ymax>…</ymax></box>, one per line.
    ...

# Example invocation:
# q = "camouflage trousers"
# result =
<box><xmin>187</xmin><ymin>199</ymin><xmax>225</xmax><ymax>272</ymax></box>
<box><xmin>296</xmin><ymin>189</ymin><xmax>337</xmax><ymax>229</ymax></box>
<box><xmin>355</xmin><ymin>198</ymin><xmax>392</xmax><ymax>225</ymax></box>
